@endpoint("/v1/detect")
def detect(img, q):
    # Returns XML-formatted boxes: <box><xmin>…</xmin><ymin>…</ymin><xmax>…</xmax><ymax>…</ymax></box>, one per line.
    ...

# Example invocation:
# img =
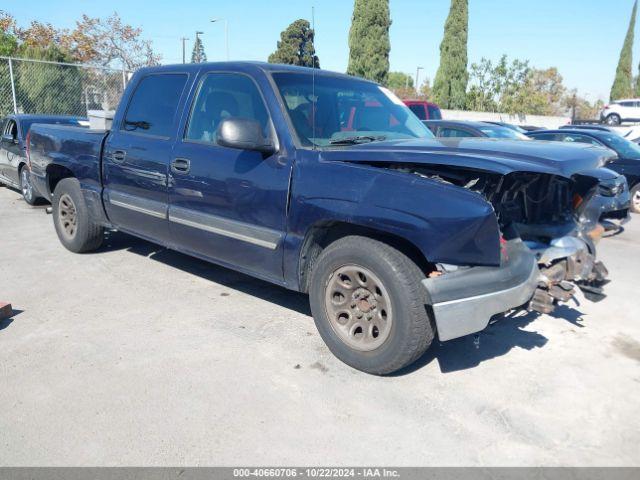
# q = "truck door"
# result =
<box><xmin>102</xmin><ymin>72</ymin><xmax>189</xmax><ymax>244</ymax></box>
<box><xmin>169</xmin><ymin>71</ymin><xmax>292</xmax><ymax>282</ymax></box>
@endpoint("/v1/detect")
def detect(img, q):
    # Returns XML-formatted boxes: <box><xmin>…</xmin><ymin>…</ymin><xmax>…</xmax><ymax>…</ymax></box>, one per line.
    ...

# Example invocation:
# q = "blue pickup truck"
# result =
<box><xmin>28</xmin><ymin>62</ymin><xmax>620</xmax><ymax>374</ymax></box>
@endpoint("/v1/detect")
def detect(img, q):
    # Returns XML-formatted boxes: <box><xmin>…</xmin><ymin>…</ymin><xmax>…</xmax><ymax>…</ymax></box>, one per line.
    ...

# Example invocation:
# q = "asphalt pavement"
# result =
<box><xmin>0</xmin><ymin>185</ymin><xmax>639</xmax><ymax>466</ymax></box>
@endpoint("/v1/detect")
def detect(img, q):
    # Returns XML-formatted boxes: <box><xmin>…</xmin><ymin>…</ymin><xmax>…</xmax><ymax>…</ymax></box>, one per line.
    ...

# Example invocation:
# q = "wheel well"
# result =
<box><xmin>46</xmin><ymin>164</ymin><xmax>75</xmax><ymax>195</ymax></box>
<box><xmin>298</xmin><ymin>221</ymin><xmax>435</xmax><ymax>293</ymax></box>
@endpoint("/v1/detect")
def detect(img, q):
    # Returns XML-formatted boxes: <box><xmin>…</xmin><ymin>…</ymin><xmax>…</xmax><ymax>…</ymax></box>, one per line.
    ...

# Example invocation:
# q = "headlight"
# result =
<box><xmin>598</xmin><ymin>181</ymin><xmax>624</xmax><ymax>197</ymax></box>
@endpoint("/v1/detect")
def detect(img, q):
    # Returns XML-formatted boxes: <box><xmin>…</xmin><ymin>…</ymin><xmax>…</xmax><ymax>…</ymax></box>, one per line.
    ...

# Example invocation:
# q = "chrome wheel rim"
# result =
<box><xmin>324</xmin><ymin>264</ymin><xmax>393</xmax><ymax>352</ymax></box>
<box><xmin>21</xmin><ymin>169</ymin><xmax>32</xmax><ymax>201</ymax></box>
<box><xmin>58</xmin><ymin>194</ymin><xmax>78</xmax><ymax>239</ymax></box>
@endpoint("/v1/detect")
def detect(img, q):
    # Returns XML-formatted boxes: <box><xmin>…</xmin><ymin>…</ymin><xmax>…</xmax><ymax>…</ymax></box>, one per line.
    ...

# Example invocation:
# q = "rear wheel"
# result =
<box><xmin>19</xmin><ymin>166</ymin><xmax>38</xmax><ymax>205</ymax></box>
<box><xmin>52</xmin><ymin>178</ymin><xmax>104</xmax><ymax>253</ymax></box>
<box><xmin>605</xmin><ymin>114</ymin><xmax>621</xmax><ymax>126</ymax></box>
<box><xmin>631</xmin><ymin>183</ymin><xmax>640</xmax><ymax>214</ymax></box>
<box><xmin>309</xmin><ymin>236</ymin><xmax>434</xmax><ymax>375</ymax></box>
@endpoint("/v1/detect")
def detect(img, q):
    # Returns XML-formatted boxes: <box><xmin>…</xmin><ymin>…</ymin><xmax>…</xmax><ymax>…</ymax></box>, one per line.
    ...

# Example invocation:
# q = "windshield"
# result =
<box><xmin>599</xmin><ymin>133</ymin><xmax>640</xmax><ymax>158</ymax></box>
<box><xmin>479</xmin><ymin>125</ymin><xmax>531</xmax><ymax>140</ymax></box>
<box><xmin>271</xmin><ymin>72</ymin><xmax>434</xmax><ymax>147</ymax></box>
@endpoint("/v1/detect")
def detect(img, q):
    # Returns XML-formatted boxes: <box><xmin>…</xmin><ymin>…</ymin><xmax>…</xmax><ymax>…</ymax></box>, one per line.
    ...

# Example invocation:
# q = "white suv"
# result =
<box><xmin>601</xmin><ymin>99</ymin><xmax>640</xmax><ymax>125</ymax></box>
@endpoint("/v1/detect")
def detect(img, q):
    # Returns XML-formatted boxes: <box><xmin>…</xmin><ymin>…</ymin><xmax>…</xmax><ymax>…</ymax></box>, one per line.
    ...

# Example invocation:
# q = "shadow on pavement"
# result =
<box><xmin>95</xmin><ymin>231</ymin><xmax>589</xmax><ymax>375</ymax></box>
<box><xmin>98</xmin><ymin>231</ymin><xmax>312</xmax><ymax>316</ymax></box>
<box><xmin>390</xmin><ymin>310</ymin><xmax>550</xmax><ymax>375</ymax></box>
<box><xmin>0</xmin><ymin>309</ymin><xmax>23</xmax><ymax>331</ymax></box>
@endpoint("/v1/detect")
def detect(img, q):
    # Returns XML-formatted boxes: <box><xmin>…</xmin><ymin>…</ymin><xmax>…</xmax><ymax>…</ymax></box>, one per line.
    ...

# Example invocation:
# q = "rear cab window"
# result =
<box><xmin>408</xmin><ymin>104</ymin><xmax>427</xmax><ymax>120</ymax></box>
<box><xmin>122</xmin><ymin>73</ymin><xmax>189</xmax><ymax>138</ymax></box>
<box><xmin>427</xmin><ymin>105</ymin><xmax>442</xmax><ymax>120</ymax></box>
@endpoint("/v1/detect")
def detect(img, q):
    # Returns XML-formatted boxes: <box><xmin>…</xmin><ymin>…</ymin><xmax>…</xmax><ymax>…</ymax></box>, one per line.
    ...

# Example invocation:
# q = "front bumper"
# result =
<box><xmin>422</xmin><ymin>239</ymin><xmax>539</xmax><ymax>341</ymax></box>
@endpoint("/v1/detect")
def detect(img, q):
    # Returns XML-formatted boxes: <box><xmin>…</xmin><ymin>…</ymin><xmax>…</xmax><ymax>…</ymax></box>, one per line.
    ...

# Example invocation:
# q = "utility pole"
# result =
<box><xmin>181</xmin><ymin>37</ymin><xmax>189</xmax><ymax>64</ymax></box>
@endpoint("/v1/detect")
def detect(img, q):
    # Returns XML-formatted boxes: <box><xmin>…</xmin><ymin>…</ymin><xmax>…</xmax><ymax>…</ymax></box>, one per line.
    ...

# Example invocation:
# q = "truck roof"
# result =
<box><xmin>136</xmin><ymin>61</ymin><xmax>374</xmax><ymax>83</ymax></box>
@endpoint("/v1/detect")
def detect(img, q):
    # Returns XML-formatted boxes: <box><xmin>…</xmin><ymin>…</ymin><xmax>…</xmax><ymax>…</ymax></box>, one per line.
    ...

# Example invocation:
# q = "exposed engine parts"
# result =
<box><xmin>389</xmin><ymin>163</ymin><xmax>613</xmax><ymax>315</ymax></box>
<box><xmin>527</xmin><ymin>236</ymin><xmax>609</xmax><ymax>315</ymax></box>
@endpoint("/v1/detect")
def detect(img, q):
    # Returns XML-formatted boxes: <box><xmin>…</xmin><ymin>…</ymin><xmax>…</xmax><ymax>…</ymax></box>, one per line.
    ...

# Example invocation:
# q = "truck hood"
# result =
<box><xmin>320</xmin><ymin>137</ymin><xmax>616</xmax><ymax>179</ymax></box>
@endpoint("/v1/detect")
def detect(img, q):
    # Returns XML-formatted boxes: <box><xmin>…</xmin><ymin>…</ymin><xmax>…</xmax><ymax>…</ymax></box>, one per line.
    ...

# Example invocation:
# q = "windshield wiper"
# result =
<box><xmin>329</xmin><ymin>135</ymin><xmax>386</xmax><ymax>145</ymax></box>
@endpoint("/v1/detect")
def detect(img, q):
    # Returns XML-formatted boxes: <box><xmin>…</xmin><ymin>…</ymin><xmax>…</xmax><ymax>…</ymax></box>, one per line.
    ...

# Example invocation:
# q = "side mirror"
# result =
<box><xmin>1</xmin><ymin>133</ymin><xmax>17</xmax><ymax>144</ymax></box>
<box><xmin>216</xmin><ymin>118</ymin><xmax>276</xmax><ymax>156</ymax></box>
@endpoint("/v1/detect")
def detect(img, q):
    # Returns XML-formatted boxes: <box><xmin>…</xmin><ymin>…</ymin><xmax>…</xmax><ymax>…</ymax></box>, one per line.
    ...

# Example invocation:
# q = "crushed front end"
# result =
<box><xmin>392</xmin><ymin>163</ymin><xmax>620</xmax><ymax>336</ymax></box>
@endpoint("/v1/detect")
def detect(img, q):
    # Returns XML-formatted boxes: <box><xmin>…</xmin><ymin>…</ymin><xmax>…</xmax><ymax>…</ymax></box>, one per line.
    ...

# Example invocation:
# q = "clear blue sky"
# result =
<box><xmin>7</xmin><ymin>0</ymin><xmax>640</xmax><ymax>101</ymax></box>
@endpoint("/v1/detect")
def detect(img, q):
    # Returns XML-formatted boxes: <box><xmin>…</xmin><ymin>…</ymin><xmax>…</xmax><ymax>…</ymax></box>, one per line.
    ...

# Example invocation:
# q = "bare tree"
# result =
<box><xmin>65</xmin><ymin>13</ymin><xmax>160</xmax><ymax>70</ymax></box>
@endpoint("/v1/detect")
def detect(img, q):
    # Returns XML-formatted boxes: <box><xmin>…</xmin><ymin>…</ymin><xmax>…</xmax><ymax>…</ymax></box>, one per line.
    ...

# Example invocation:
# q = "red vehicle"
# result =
<box><xmin>403</xmin><ymin>100</ymin><xmax>442</xmax><ymax>120</ymax></box>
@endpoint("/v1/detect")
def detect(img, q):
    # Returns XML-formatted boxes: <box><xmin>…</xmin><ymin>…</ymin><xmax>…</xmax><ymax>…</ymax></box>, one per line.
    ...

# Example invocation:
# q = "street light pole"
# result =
<box><xmin>211</xmin><ymin>18</ymin><xmax>229</xmax><ymax>61</ymax></box>
<box><xmin>415</xmin><ymin>67</ymin><xmax>424</xmax><ymax>93</ymax></box>
<box><xmin>181</xmin><ymin>37</ymin><xmax>189</xmax><ymax>64</ymax></box>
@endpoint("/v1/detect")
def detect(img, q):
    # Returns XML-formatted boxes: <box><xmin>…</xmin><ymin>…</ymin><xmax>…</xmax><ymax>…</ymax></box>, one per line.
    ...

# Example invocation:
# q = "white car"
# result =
<box><xmin>600</xmin><ymin>99</ymin><xmax>640</xmax><ymax>125</ymax></box>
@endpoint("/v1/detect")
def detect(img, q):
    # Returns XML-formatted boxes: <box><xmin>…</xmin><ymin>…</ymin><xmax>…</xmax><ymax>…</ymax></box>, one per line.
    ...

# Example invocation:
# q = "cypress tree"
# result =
<box><xmin>347</xmin><ymin>0</ymin><xmax>391</xmax><ymax>85</ymax></box>
<box><xmin>191</xmin><ymin>36</ymin><xmax>207</xmax><ymax>64</ymax></box>
<box><xmin>268</xmin><ymin>19</ymin><xmax>319</xmax><ymax>67</ymax></box>
<box><xmin>432</xmin><ymin>0</ymin><xmax>468</xmax><ymax>109</ymax></box>
<box><xmin>611</xmin><ymin>0</ymin><xmax>637</xmax><ymax>100</ymax></box>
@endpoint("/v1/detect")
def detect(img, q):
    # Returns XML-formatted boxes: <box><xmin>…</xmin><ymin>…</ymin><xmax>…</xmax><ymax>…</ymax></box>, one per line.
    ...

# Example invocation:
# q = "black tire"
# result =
<box><xmin>309</xmin><ymin>236</ymin><xmax>434</xmax><ymax>375</ymax></box>
<box><xmin>605</xmin><ymin>114</ymin><xmax>621</xmax><ymax>126</ymax></box>
<box><xmin>52</xmin><ymin>178</ymin><xmax>104</xmax><ymax>253</ymax></box>
<box><xmin>19</xmin><ymin>165</ymin><xmax>38</xmax><ymax>205</ymax></box>
<box><xmin>631</xmin><ymin>183</ymin><xmax>640</xmax><ymax>214</ymax></box>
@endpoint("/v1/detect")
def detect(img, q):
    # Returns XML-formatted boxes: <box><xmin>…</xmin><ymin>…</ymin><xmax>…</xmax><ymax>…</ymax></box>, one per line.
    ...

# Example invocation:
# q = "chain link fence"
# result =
<box><xmin>0</xmin><ymin>56</ymin><xmax>131</xmax><ymax>118</ymax></box>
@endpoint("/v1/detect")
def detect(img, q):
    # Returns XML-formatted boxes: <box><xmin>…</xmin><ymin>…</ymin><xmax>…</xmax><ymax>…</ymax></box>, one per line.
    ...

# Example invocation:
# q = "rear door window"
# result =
<box><xmin>531</xmin><ymin>133</ymin><xmax>559</xmax><ymax>141</ymax></box>
<box><xmin>559</xmin><ymin>133</ymin><xmax>602</xmax><ymax>146</ymax></box>
<box><xmin>440</xmin><ymin>127</ymin><xmax>474</xmax><ymax>138</ymax></box>
<box><xmin>122</xmin><ymin>74</ymin><xmax>188</xmax><ymax>138</ymax></box>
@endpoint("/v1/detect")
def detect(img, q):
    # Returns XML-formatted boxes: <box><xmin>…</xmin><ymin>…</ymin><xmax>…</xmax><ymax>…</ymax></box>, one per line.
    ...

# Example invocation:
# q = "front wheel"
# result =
<box><xmin>605</xmin><ymin>114</ymin><xmax>621</xmax><ymax>126</ymax></box>
<box><xmin>309</xmin><ymin>236</ymin><xmax>435</xmax><ymax>375</ymax></box>
<box><xmin>52</xmin><ymin>178</ymin><xmax>104</xmax><ymax>253</ymax></box>
<box><xmin>631</xmin><ymin>183</ymin><xmax>640</xmax><ymax>214</ymax></box>
<box><xmin>19</xmin><ymin>166</ymin><xmax>38</xmax><ymax>205</ymax></box>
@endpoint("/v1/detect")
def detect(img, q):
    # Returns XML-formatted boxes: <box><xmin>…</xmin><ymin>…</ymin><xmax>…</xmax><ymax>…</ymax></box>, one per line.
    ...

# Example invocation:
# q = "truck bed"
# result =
<box><xmin>29</xmin><ymin>125</ymin><xmax>109</xmax><ymax>199</ymax></box>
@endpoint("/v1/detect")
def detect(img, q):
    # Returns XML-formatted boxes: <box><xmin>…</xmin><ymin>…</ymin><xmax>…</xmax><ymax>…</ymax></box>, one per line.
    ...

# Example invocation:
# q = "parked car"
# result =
<box><xmin>28</xmin><ymin>62</ymin><xmax>617</xmax><ymax>374</ymax></box>
<box><xmin>560</xmin><ymin>124</ymin><xmax>620</xmax><ymax>134</ymax></box>
<box><xmin>425</xmin><ymin>120</ymin><xmax>532</xmax><ymax>140</ymax></box>
<box><xmin>519</xmin><ymin>125</ymin><xmax>545</xmax><ymax>132</ymax></box>
<box><xmin>600</xmin><ymin>99</ymin><xmax>640</xmax><ymax>126</ymax></box>
<box><xmin>424</xmin><ymin>120</ymin><xmax>629</xmax><ymax>224</ymax></box>
<box><xmin>483</xmin><ymin>121</ymin><xmax>528</xmax><ymax>133</ymax></box>
<box><xmin>0</xmin><ymin>114</ymin><xmax>86</xmax><ymax>204</ymax></box>
<box><xmin>527</xmin><ymin>128</ymin><xmax>640</xmax><ymax>213</ymax></box>
<box><xmin>403</xmin><ymin>100</ymin><xmax>442</xmax><ymax>120</ymax></box>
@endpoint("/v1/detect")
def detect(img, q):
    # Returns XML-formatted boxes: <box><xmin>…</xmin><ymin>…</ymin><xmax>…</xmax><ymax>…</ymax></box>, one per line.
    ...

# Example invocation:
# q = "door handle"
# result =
<box><xmin>171</xmin><ymin>157</ymin><xmax>190</xmax><ymax>174</ymax></box>
<box><xmin>111</xmin><ymin>150</ymin><xmax>127</xmax><ymax>164</ymax></box>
